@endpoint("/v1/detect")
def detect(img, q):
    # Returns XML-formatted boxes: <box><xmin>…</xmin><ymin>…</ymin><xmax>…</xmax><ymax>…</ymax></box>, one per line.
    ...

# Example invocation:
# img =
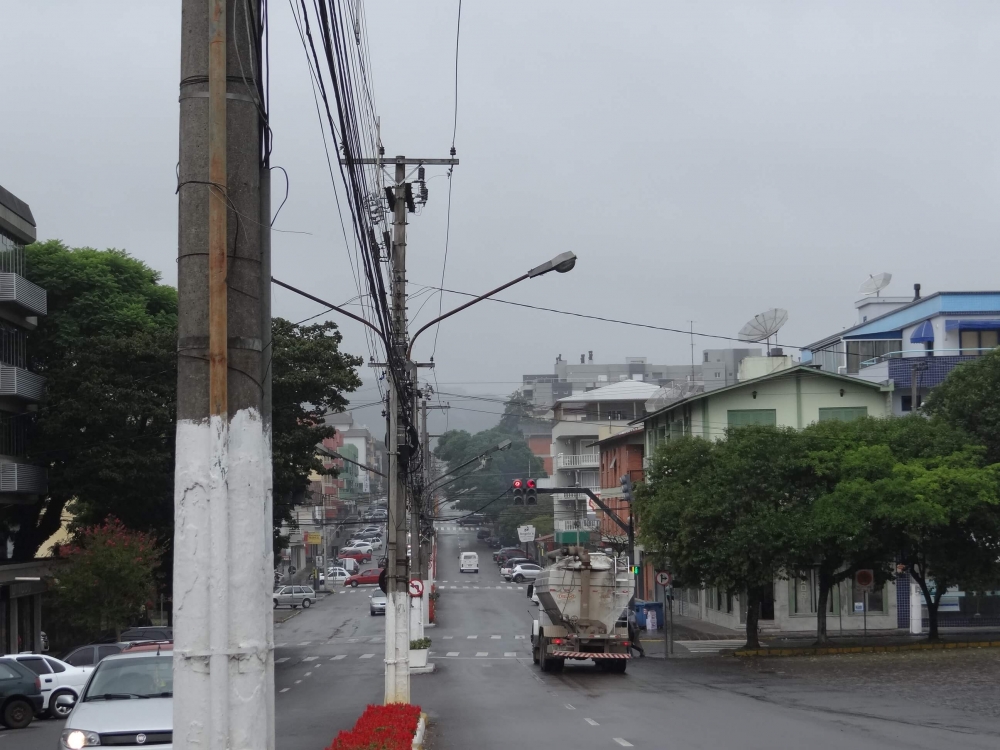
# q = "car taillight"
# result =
<box><xmin>552</xmin><ymin>638</ymin><xmax>564</xmax><ymax>645</ymax></box>
<box><xmin>35</xmin><ymin>676</ymin><xmax>40</xmax><ymax>691</ymax></box>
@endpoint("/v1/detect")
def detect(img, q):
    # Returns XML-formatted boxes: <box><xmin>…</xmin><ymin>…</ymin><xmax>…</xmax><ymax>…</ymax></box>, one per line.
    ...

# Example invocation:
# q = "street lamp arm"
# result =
<box><xmin>407</xmin><ymin>273</ymin><xmax>528</xmax><ymax>359</ymax></box>
<box><xmin>271</xmin><ymin>277</ymin><xmax>387</xmax><ymax>346</ymax></box>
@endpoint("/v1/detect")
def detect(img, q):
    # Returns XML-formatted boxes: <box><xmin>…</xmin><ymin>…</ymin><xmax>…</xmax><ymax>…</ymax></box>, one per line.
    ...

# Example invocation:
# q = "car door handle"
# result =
<box><xmin>44</xmin><ymin>678</ymin><xmax>53</xmax><ymax>683</ymax></box>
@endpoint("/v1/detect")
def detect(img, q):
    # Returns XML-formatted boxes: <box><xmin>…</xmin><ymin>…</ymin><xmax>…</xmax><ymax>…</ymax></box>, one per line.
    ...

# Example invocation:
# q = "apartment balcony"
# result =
<box><xmin>0</xmin><ymin>462</ymin><xmax>47</xmax><ymax>495</ymax></box>
<box><xmin>554</xmin><ymin>453</ymin><xmax>599</xmax><ymax>470</ymax></box>
<box><xmin>0</xmin><ymin>365</ymin><xmax>44</xmax><ymax>402</ymax></box>
<box><xmin>0</xmin><ymin>273</ymin><xmax>47</xmax><ymax>317</ymax></box>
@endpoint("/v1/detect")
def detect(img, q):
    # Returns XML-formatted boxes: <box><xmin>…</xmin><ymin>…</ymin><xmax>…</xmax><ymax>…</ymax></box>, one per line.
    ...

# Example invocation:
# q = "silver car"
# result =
<box><xmin>511</xmin><ymin>563</ymin><xmax>542</xmax><ymax>583</ymax></box>
<box><xmin>369</xmin><ymin>591</ymin><xmax>387</xmax><ymax>616</ymax></box>
<box><xmin>272</xmin><ymin>585</ymin><xmax>315</xmax><ymax>609</ymax></box>
<box><xmin>58</xmin><ymin>646</ymin><xmax>173</xmax><ymax>750</ymax></box>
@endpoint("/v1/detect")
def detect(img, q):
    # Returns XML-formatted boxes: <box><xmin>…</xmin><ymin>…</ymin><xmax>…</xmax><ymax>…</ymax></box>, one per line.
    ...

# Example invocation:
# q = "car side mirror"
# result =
<box><xmin>55</xmin><ymin>694</ymin><xmax>76</xmax><ymax>709</ymax></box>
<box><xmin>526</xmin><ymin>584</ymin><xmax>533</xmax><ymax>599</ymax></box>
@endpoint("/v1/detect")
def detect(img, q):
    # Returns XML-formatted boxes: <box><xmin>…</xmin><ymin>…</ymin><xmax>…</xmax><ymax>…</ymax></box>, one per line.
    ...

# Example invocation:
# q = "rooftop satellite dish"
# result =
<box><xmin>739</xmin><ymin>308</ymin><xmax>789</xmax><ymax>347</ymax></box>
<box><xmin>860</xmin><ymin>272</ymin><xmax>892</xmax><ymax>297</ymax></box>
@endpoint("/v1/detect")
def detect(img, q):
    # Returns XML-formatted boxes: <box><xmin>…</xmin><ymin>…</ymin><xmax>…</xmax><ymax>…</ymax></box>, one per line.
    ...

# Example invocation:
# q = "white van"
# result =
<box><xmin>459</xmin><ymin>552</ymin><xmax>479</xmax><ymax>574</ymax></box>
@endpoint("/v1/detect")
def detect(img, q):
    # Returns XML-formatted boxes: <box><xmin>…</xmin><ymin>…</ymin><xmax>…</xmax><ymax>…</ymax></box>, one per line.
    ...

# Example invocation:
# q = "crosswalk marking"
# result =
<box><xmin>360</xmin><ymin>654</ymin><xmax>374</xmax><ymax>659</ymax></box>
<box><xmin>331</xmin><ymin>655</ymin><xmax>346</xmax><ymax>661</ymax></box>
<box><xmin>280</xmin><ymin>687</ymin><xmax>290</xmax><ymax>693</ymax></box>
<box><xmin>613</xmin><ymin>739</ymin><xmax>633</xmax><ymax>747</ymax></box>
<box><xmin>585</xmin><ymin>718</ymin><xmax>599</xmax><ymax>726</ymax></box>
<box><xmin>302</xmin><ymin>656</ymin><xmax>318</xmax><ymax>661</ymax></box>
<box><xmin>475</xmin><ymin>652</ymin><xmax>488</xmax><ymax>657</ymax></box>
<box><xmin>446</xmin><ymin>651</ymin><xmax>459</xmax><ymax>657</ymax></box>
<box><xmin>504</xmin><ymin>652</ymin><xmax>517</xmax><ymax>657</ymax></box>
<box><xmin>275</xmin><ymin>657</ymin><xmax>289</xmax><ymax>664</ymax></box>
<box><xmin>443</xmin><ymin>635</ymin><xmax>454</xmax><ymax>639</ymax></box>
<box><xmin>299</xmin><ymin>642</ymin><xmax>311</xmax><ymax>646</ymax></box>
<box><xmin>467</xmin><ymin>635</ymin><xmax>477</xmax><ymax>639</ymax></box>
<box><xmin>514</xmin><ymin>635</ymin><xmax>526</xmax><ymax>639</ymax></box>
<box><xmin>491</xmin><ymin>635</ymin><xmax>501</xmax><ymax>639</ymax></box>
<box><xmin>276</xmin><ymin>643</ymin><xmax>287</xmax><ymax>648</ymax></box>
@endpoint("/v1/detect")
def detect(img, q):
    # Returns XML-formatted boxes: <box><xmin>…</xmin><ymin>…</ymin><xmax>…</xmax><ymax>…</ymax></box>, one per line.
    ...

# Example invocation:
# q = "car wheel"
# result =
<box><xmin>2</xmin><ymin>698</ymin><xmax>34</xmax><ymax>729</ymax></box>
<box><xmin>273</xmin><ymin>600</ymin><xmax>278</xmax><ymax>609</ymax></box>
<box><xmin>514</xmin><ymin>575</ymin><xmax>523</xmax><ymax>583</ymax></box>
<box><xmin>302</xmin><ymin>598</ymin><xmax>312</xmax><ymax>608</ymax></box>
<box><xmin>47</xmin><ymin>690</ymin><xmax>74</xmax><ymax>719</ymax></box>
<box><xmin>370</xmin><ymin>609</ymin><xmax>375</xmax><ymax>616</ymax></box>
<box><xmin>351</xmin><ymin>580</ymin><xmax>358</xmax><ymax>587</ymax></box>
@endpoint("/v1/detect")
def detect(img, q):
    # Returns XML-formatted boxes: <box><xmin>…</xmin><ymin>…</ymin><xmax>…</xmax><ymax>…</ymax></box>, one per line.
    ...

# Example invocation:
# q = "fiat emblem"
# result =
<box><xmin>136</xmin><ymin>734</ymin><xmax>147</xmax><ymax>745</ymax></box>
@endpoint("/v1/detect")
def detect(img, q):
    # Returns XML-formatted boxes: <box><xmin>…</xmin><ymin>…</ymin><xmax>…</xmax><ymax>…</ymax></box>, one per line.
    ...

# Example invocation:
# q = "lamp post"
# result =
<box><xmin>406</xmin><ymin>251</ymin><xmax>576</xmax><ymax>359</ymax></box>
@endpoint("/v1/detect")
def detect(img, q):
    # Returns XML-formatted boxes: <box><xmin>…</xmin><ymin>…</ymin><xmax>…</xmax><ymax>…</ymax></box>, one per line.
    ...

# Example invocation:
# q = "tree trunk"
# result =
<box><xmin>927</xmin><ymin>600</ymin><xmax>940</xmax><ymax>640</ymax></box>
<box><xmin>745</xmin><ymin>589</ymin><xmax>761</xmax><ymax>649</ymax></box>
<box><xmin>815</xmin><ymin>570</ymin><xmax>832</xmax><ymax>645</ymax></box>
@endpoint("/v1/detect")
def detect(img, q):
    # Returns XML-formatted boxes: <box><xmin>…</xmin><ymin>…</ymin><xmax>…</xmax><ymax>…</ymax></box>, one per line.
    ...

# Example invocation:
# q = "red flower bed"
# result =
<box><xmin>327</xmin><ymin>703</ymin><xmax>422</xmax><ymax>750</ymax></box>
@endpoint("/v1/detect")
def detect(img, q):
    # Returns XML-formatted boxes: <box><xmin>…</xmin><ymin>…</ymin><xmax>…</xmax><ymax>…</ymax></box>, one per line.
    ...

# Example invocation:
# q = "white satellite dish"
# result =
<box><xmin>739</xmin><ymin>308</ymin><xmax>789</xmax><ymax>347</ymax></box>
<box><xmin>860</xmin><ymin>272</ymin><xmax>892</xmax><ymax>297</ymax></box>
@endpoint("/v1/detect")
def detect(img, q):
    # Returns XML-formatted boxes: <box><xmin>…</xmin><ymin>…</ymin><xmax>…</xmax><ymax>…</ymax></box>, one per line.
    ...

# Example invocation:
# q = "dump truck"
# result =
<box><xmin>528</xmin><ymin>547</ymin><xmax>635</xmax><ymax>673</ymax></box>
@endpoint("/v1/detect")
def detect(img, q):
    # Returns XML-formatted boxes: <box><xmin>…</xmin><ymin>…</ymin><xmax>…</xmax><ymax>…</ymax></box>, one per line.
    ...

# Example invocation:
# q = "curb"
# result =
<box><xmin>734</xmin><ymin>640</ymin><xmax>1000</xmax><ymax>658</ymax></box>
<box><xmin>412</xmin><ymin>712</ymin><xmax>428</xmax><ymax>749</ymax></box>
<box><xmin>274</xmin><ymin>609</ymin><xmax>301</xmax><ymax>625</ymax></box>
<box><xmin>410</xmin><ymin>663</ymin><xmax>436</xmax><ymax>675</ymax></box>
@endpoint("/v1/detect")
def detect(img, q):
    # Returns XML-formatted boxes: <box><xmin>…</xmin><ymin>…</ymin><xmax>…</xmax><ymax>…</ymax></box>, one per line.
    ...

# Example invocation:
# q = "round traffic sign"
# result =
<box><xmin>855</xmin><ymin>569</ymin><xmax>875</xmax><ymax>590</ymax></box>
<box><xmin>408</xmin><ymin>578</ymin><xmax>424</xmax><ymax>598</ymax></box>
<box><xmin>655</xmin><ymin>571</ymin><xmax>672</xmax><ymax>587</ymax></box>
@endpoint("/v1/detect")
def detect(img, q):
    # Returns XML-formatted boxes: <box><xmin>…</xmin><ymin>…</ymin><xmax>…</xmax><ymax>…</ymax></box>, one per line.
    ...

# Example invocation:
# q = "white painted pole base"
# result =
<box><xmin>909</xmin><ymin>583</ymin><xmax>923</xmax><ymax>635</ymax></box>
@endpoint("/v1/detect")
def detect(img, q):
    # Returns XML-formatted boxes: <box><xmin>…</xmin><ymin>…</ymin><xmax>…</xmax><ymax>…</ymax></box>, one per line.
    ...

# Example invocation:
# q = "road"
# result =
<box><xmin>4</xmin><ymin>523</ymin><xmax>999</xmax><ymax>749</ymax></box>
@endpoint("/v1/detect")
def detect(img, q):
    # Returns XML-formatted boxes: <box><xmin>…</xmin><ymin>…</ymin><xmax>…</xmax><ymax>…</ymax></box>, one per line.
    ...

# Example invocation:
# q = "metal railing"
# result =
<box><xmin>554</xmin><ymin>453</ymin><xmax>599</xmax><ymax>470</ymax></box>
<box><xmin>0</xmin><ymin>273</ymin><xmax>46</xmax><ymax>317</ymax></box>
<box><xmin>860</xmin><ymin>348</ymin><xmax>997</xmax><ymax>368</ymax></box>
<box><xmin>0</xmin><ymin>462</ymin><xmax>47</xmax><ymax>494</ymax></box>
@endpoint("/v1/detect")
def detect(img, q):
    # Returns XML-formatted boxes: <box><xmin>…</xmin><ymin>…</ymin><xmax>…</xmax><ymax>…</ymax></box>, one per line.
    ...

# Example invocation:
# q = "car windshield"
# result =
<box><xmin>83</xmin><ymin>655</ymin><xmax>173</xmax><ymax>701</ymax></box>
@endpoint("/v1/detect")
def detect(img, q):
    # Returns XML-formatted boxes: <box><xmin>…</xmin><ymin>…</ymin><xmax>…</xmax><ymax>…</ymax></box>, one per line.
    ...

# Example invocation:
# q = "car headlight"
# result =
<box><xmin>61</xmin><ymin>729</ymin><xmax>101</xmax><ymax>748</ymax></box>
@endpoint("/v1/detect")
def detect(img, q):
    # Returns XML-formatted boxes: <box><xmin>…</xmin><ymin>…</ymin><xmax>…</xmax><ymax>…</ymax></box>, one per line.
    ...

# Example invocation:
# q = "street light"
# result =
<box><xmin>407</xmin><ymin>252</ymin><xmax>577</xmax><ymax>358</ymax></box>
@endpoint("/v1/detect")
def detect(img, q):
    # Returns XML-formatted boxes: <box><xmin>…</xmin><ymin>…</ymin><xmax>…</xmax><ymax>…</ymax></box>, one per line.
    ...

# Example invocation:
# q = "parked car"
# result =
<box><xmin>6</xmin><ymin>653</ymin><xmax>92</xmax><ymax>719</ymax></box>
<box><xmin>327</xmin><ymin>567</ymin><xmax>351</xmax><ymax>585</ymax></box>
<box><xmin>494</xmin><ymin>546</ymin><xmax>521</xmax><ymax>563</ymax></box>
<box><xmin>338</xmin><ymin>548</ymin><xmax>373</xmax><ymax>563</ymax></box>
<box><xmin>511</xmin><ymin>563</ymin><xmax>542</xmax><ymax>583</ymax></box>
<box><xmin>346</xmin><ymin>541</ymin><xmax>375</xmax><ymax>553</ymax></box>
<box><xmin>61</xmin><ymin>644</ymin><xmax>125</xmax><ymax>669</ymax></box>
<box><xmin>496</xmin><ymin>549</ymin><xmax>527</xmax><ymax>565</ymax></box>
<box><xmin>272</xmin><ymin>585</ymin><xmax>315</xmax><ymax>609</ymax></box>
<box><xmin>58</xmin><ymin>644</ymin><xmax>173</xmax><ymax>750</ymax></box>
<box><xmin>0</xmin><ymin>657</ymin><xmax>43</xmax><ymax>729</ymax></box>
<box><xmin>345</xmin><ymin>568</ymin><xmax>381</xmax><ymax>587</ymax></box>
<box><xmin>369</xmin><ymin>591</ymin><xmax>387</xmax><ymax>616</ymax></box>
<box><xmin>458</xmin><ymin>513</ymin><xmax>486</xmax><ymax>526</ymax></box>
<box><xmin>359</xmin><ymin>526</ymin><xmax>381</xmax><ymax>535</ymax></box>
<box><xmin>501</xmin><ymin>558</ymin><xmax>533</xmax><ymax>579</ymax></box>
<box><xmin>476</xmin><ymin>529</ymin><xmax>490</xmax><ymax>540</ymax></box>
<box><xmin>486</xmin><ymin>537</ymin><xmax>502</xmax><ymax>549</ymax></box>
<box><xmin>120</xmin><ymin>626</ymin><xmax>173</xmax><ymax>642</ymax></box>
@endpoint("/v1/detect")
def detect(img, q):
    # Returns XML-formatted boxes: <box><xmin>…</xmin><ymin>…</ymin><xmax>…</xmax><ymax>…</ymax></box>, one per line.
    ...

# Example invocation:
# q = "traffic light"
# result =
<box><xmin>512</xmin><ymin>478</ymin><xmax>524</xmax><ymax>505</ymax></box>
<box><xmin>525</xmin><ymin>478</ymin><xmax>538</xmax><ymax>505</ymax></box>
<box><xmin>620</xmin><ymin>474</ymin><xmax>634</xmax><ymax>503</ymax></box>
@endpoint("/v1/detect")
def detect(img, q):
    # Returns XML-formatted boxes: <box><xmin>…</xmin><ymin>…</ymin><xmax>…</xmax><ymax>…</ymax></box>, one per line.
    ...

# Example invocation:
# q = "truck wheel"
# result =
<box><xmin>607</xmin><ymin>660</ymin><xmax>627</xmax><ymax>674</ymax></box>
<box><xmin>549</xmin><ymin>658</ymin><xmax>564</xmax><ymax>673</ymax></box>
<box><xmin>531</xmin><ymin>638</ymin><xmax>540</xmax><ymax>665</ymax></box>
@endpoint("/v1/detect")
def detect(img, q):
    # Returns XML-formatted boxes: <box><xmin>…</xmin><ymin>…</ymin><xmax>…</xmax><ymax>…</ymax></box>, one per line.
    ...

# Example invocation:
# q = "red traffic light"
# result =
<box><xmin>512</xmin><ymin>479</ymin><xmax>523</xmax><ymax>489</ymax></box>
<box><xmin>526</xmin><ymin>479</ymin><xmax>536</xmax><ymax>489</ymax></box>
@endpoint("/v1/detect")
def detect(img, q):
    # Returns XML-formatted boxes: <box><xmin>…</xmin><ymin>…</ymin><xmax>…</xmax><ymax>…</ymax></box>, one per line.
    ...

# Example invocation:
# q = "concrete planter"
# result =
<box><xmin>410</xmin><ymin>648</ymin><xmax>428</xmax><ymax>669</ymax></box>
<box><xmin>412</xmin><ymin>712</ymin><xmax>427</xmax><ymax>749</ymax></box>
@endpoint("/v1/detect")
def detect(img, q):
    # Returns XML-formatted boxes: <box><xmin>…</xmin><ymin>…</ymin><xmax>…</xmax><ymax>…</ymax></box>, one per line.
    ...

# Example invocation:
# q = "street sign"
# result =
<box><xmin>517</xmin><ymin>525</ymin><xmax>536</xmax><ymax>543</ymax></box>
<box><xmin>305</xmin><ymin>532</ymin><xmax>322</xmax><ymax>545</ymax></box>
<box><xmin>655</xmin><ymin>571</ymin><xmax>672</xmax><ymax>587</ymax></box>
<box><xmin>408</xmin><ymin>579</ymin><xmax>424</xmax><ymax>598</ymax></box>
<box><xmin>855</xmin><ymin>569</ymin><xmax>875</xmax><ymax>591</ymax></box>
<box><xmin>554</xmin><ymin>518</ymin><xmax>599</xmax><ymax>531</ymax></box>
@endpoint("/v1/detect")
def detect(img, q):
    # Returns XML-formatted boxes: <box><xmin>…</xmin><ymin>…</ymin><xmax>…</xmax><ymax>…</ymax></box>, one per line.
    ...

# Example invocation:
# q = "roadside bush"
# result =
<box><xmin>409</xmin><ymin>638</ymin><xmax>431</xmax><ymax>650</ymax></box>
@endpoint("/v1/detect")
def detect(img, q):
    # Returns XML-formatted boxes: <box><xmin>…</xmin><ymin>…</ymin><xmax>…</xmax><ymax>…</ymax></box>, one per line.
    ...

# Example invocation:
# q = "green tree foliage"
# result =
<box><xmin>270</xmin><ymin>317</ymin><xmax>363</xmax><ymax>545</ymax></box>
<box><xmin>50</xmin><ymin>518</ymin><xmax>161</xmax><ymax>641</ymax></box>
<box><xmin>638</xmin><ymin>427</ymin><xmax>811</xmax><ymax>648</ymax></box>
<box><xmin>924</xmin><ymin>348</ymin><xmax>1000</xmax><ymax>463</ymax></box>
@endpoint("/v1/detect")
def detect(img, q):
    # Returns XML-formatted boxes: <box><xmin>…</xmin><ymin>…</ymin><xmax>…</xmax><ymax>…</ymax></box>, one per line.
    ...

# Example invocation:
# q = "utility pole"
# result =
<box><xmin>175</xmin><ymin>1</ymin><xmax>270</xmax><ymax>748</ymax></box>
<box><xmin>688</xmin><ymin>320</ymin><xmax>696</xmax><ymax>381</ymax></box>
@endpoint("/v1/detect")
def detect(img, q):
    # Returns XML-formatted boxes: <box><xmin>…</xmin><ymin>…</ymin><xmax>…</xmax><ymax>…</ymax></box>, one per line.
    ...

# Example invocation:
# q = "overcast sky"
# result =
<box><xmin>4</xmin><ymin>1</ymin><xmax>1000</xmax><ymax>437</ymax></box>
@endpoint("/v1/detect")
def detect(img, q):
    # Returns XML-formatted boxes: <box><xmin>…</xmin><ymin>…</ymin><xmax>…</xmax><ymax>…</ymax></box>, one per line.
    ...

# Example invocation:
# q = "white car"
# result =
<box><xmin>510</xmin><ymin>563</ymin><xmax>542</xmax><ymax>583</ymax></box>
<box><xmin>326</xmin><ymin>567</ymin><xmax>351</xmax><ymax>585</ymax></box>
<box><xmin>344</xmin><ymin>542</ymin><xmax>374</xmax><ymax>554</ymax></box>
<box><xmin>8</xmin><ymin>653</ymin><xmax>91</xmax><ymax>719</ymax></box>
<box><xmin>59</xmin><ymin>644</ymin><xmax>172</xmax><ymax>750</ymax></box>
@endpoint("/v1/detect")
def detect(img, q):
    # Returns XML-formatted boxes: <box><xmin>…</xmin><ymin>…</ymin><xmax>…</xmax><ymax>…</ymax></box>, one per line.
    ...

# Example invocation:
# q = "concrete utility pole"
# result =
<box><xmin>175</xmin><ymin>1</ymin><xmax>271</xmax><ymax>748</ymax></box>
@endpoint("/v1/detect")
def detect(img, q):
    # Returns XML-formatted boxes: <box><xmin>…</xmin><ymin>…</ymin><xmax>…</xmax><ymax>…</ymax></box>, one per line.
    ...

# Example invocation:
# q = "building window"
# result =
<box><xmin>852</xmin><ymin>581</ymin><xmax>885</xmax><ymax>613</ymax></box>
<box><xmin>818</xmin><ymin>407</ymin><xmax>868</xmax><ymax>422</ymax></box>
<box><xmin>727</xmin><ymin>409</ymin><xmax>776</xmax><ymax>428</ymax></box>
<box><xmin>960</xmin><ymin>329</ymin><xmax>1000</xmax><ymax>356</ymax></box>
<box><xmin>846</xmin><ymin>339</ymin><xmax>902</xmax><ymax>373</ymax></box>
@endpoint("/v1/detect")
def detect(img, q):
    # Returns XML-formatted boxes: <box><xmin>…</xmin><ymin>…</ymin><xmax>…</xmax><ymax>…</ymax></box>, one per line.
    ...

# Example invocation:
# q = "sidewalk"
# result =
<box><xmin>639</xmin><ymin>613</ymin><xmax>744</xmax><ymax>658</ymax></box>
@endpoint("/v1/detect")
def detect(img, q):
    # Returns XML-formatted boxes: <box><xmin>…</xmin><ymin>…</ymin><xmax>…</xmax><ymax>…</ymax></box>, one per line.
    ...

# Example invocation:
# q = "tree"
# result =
<box><xmin>924</xmin><ymin>348</ymin><xmax>1000</xmax><ymax>463</ymax></box>
<box><xmin>5</xmin><ymin>241</ymin><xmax>178</xmax><ymax>561</ymax></box>
<box><xmin>637</xmin><ymin>427</ymin><xmax>810</xmax><ymax>648</ymax></box>
<box><xmin>50</xmin><ymin>518</ymin><xmax>161</xmax><ymax>641</ymax></box>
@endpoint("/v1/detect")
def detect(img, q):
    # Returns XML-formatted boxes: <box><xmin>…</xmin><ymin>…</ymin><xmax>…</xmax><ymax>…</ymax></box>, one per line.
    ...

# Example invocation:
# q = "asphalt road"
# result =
<box><xmin>4</xmin><ymin>524</ymin><xmax>999</xmax><ymax>749</ymax></box>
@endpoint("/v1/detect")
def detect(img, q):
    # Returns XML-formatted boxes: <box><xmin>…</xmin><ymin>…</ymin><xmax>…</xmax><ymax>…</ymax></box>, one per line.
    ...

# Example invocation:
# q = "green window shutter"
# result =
<box><xmin>817</xmin><ymin>406</ymin><xmax>868</xmax><ymax>422</ymax></box>
<box><xmin>726</xmin><ymin>409</ymin><xmax>777</xmax><ymax>427</ymax></box>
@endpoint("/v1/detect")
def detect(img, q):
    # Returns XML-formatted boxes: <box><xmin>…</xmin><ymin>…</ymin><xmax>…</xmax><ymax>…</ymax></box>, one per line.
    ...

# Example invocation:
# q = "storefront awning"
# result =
<box><xmin>945</xmin><ymin>319</ymin><xmax>1000</xmax><ymax>332</ymax></box>
<box><xmin>910</xmin><ymin>320</ymin><xmax>934</xmax><ymax>343</ymax></box>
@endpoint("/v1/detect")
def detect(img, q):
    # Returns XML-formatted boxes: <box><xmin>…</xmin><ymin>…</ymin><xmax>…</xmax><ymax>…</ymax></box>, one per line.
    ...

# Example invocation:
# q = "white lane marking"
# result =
<box><xmin>517</xmin><ymin>586</ymin><xmax>524</xmax><ymax>590</ymax></box>
<box><xmin>275</xmin><ymin>657</ymin><xmax>289</xmax><ymax>664</ymax></box>
<box><xmin>475</xmin><ymin>652</ymin><xmax>488</xmax><ymax>657</ymax></box>
<box><xmin>495</xmin><ymin>586</ymin><xmax>502</xmax><ymax>589</ymax></box>
<box><xmin>299</xmin><ymin>642</ymin><xmax>311</xmax><ymax>646</ymax></box>
<box><xmin>585</xmin><ymin>718</ymin><xmax>599</xmax><ymax>726</ymax></box>
<box><xmin>280</xmin><ymin>687</ymin><xmax>290</xmax><ymax>693</ymax></box>
<box><xmin>450</xmin><ymin>586</ymin><xmax>457</xmax><ymax>589</ymax></box>
<box><xmin>295</xmin><ymin>680</ymin><xmax>302</xmax><ymax>684</ymax></box>
<box><xmin>443</xmin><ymin>635</ymin><xmax>454</xmax><ymax>640</ymax></box>
<box><xmin>315</xmin><ymin>663</ymin><xmax>323</xmax><ymax>667</ymax></box>
<box><xmin>276</xmin><ymin>643</ymin><xmax>287</xmax><ymax>648</ymax></box>
<box><xmin>504</xmin><ymin>652</ymin><xmax>516</xmax><ymax>657</ymax></box>
<box><xmin>506</xmin><ymin>586</ymin><xmax>513</xmax><ymax>589</ymax></box>
<box><xmin>467</xmin><ymin>635</ymin><xmax>478</xmax><ymax>639</ymax></box>
<box><xmin>565</xmin><ymin>704</ymin><xmax>576</xmax><ymax>710</ymax></box>
<box><xmin>491</xmin><ymin>635</ymin><xmax>501</xmax><ymax>639</ymax></box>
<box><xmin>462</xmin><ymin>586</ymin><xmax>470</xmax><ymax>589</ymax></box>
<box><xmin>360</xmin><ymin>653</ymin><xmax>374</xmax><ymax>659</ymax></box>
<box><xmin>613</xmin><ymin>739</ymin><xmax>633</xmax><ymax>747</ymax></box>
<box><xmin>304</xmin><ymin>672</ymin><xmax>312</xmax><ymax>677</ymax></box>
<box><xmin>474</xmin><ymin>586</ymin><xmax>480</xmax><ymax>589</ymax></box>
<box><xmin>446</xmin><ymin>651</ymin><xmax>460</xmax><ymax>657</ymax></box>
<box><xmin>302</xmin><ymin>656</ymin><xmax>318</xmax><ymax>661</ymax></box>
<box><xmin>331</xmin><ymin>655</ymin><xmax>346</xmax><ymax>661</ymax></box>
